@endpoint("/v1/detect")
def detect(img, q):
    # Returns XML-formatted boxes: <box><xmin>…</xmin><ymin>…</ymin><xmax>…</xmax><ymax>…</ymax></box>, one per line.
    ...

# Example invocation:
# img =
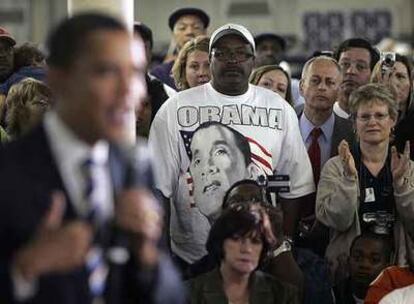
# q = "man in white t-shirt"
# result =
<box><xmin>149</xmin><ymin>23</ymin><xmax>315</xmax><ymax>264</ymax></box>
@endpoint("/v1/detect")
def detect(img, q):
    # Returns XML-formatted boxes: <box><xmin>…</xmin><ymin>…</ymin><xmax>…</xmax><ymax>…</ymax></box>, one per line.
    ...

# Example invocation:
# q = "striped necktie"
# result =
<box><xmin>81</xmin><ymin>157</ymin><xmax>108</xmax><ymax>299</ymax></box>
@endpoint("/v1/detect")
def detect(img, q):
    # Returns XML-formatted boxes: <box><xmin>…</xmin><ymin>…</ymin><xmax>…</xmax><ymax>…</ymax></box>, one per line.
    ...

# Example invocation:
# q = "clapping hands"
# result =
<box><xmin>338</xmin><ymin>140</ymin><xmax>357</xmax><ymax>179</ymax></box>
<box><xmin>391</xmin><ymin>141</ymin><xmax>411</xmax><ymax>188</ymax></box>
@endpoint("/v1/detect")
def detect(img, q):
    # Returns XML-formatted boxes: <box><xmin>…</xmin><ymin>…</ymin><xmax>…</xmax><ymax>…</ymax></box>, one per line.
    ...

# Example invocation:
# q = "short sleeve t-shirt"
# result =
<box><xmin>149</xmin><ymin>83</ymin><xmax>315</xmax><ymax>262</ymax></box>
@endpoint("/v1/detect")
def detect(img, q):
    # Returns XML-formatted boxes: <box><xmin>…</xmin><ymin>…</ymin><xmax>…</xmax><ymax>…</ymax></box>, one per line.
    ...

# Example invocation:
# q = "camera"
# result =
<box><xmin>362</xmin><ymin>211</ymin><xmax>394</xmax><ymax>234</ymax></box>
<box><xmin>380</xmin><ymin>52</ymin><xmax>396</xmax><ymax>76</ymax></box>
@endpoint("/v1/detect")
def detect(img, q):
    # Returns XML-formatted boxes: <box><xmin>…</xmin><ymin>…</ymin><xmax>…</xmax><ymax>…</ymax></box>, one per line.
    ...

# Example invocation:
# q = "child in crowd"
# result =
<box><xmin>334</xmin><ymin>231</ymin><xmax>393</xmax><ymax>304</ymax></box>
<box><xmin>365</xmin><ymin>224</ymin><xmax>414</xmax><ymax>303</ymax></box>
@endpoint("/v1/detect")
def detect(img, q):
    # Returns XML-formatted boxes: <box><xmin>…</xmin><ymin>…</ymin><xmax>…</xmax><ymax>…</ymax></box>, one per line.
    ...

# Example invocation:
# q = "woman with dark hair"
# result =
<box><xmin>189</xmin><ymin>206</ymin><xmax>299</xmax><ymax>303</ymax></box>
<box><xmin>249</xmin><ymin>65</ymin><xmax>294</xmax><ymax>106</ymax></box>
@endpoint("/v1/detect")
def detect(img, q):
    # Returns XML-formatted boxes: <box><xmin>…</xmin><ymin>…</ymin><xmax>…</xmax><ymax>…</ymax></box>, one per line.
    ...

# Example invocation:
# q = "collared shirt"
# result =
<box><xmin>333</xmin><ymin>102</ymin><xmax>350</xmax><ymax>119</ymax></box>
<box><xmin>14</xmin><ymin>111</ymin><xmax>113</xmax><ymax>300</ymax></box>
<box><xmin>300</xmin><ymin>111</ymin><xmax>335</xmax><ymax>168</ymax></box>
<box><xmin>44</xmin><ymin>111</ymin><xmax>113</xmax><ymax>220</ymax></box>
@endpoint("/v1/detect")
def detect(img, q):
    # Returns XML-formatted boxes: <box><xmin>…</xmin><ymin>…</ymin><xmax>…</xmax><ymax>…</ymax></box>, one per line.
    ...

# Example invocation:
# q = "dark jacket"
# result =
<box><xmin>394</xmin><ymin>109</ymin><xmax>414</xmax><ymax>160</ymax></box>
<box><xmin>0</xmin><ymin>124</ymin><xmax>184</xmax><ymax>304</ymax></box>
<box><xmin>150</xmin><ymin>61</ymin><xmax>176</xmax><ymax>90</ymax></box>
<box><xmin>188</xmin><ymin>268</ymin><xmax>299</xmax><ymax>304</ymax></box>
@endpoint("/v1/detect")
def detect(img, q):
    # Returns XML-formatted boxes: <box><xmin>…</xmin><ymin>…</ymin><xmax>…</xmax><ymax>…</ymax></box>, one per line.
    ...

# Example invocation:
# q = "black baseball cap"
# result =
<box><xmin>168</xmin><ymin>7</ymin><xmax>210</xmax><ymax>31</ymax></box>
<box><xmin>254</xmin><ymin>33</ymin><xmax>286</xmax><ymax>51</ymax></box>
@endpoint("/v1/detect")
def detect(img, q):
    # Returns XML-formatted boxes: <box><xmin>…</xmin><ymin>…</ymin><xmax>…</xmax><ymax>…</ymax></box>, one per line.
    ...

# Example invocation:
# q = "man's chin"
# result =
<box><xmin>196</xmin><ymin>197</ymin><xmax>223</xmax><ymax>221</ymax></box>
<box><xmin>104</xmin><ymin>127</ymin><xmax>128</xmax><ymax>143</ymax></box>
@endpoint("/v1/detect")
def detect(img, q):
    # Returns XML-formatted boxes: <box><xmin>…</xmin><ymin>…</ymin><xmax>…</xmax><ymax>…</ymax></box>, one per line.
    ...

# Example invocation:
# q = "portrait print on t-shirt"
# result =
<box><xmin>181</xmin><ymin>121</ymin><xmax>271</xmax><ymax>222</ymax></box>
<box><xmin>149</xmin><ymin>83</ymin><xmax>315</xmax><ymax>262</ymax></box>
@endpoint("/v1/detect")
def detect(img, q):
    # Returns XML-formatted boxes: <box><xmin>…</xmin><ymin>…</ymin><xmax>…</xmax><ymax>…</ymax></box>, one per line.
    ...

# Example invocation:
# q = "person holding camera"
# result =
<box><xmin>370</xmin><ymin>53</ymin><xmax>414</xmax><ymax>160</ymax></box>
<box><xmin>315</xmin><ymin>83</ymin><xmax>414</xmax><ymax>283</ymax></box>
<box><xmin>370</xmin><ymin>53</ymin><xmax>412</xmax><ymax>121</ymax></box>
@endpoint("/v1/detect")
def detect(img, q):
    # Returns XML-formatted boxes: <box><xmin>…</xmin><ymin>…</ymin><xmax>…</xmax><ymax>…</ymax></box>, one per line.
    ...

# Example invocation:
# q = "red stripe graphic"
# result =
<box><xmin>251</xmin><ymin>153</ymin><xmax>272</xmax><ymax>171</ymax></box>
<box><xmin>246</xmin><ymin>137</ymin><xmax>272</xmax><ymax>157</ymax></box>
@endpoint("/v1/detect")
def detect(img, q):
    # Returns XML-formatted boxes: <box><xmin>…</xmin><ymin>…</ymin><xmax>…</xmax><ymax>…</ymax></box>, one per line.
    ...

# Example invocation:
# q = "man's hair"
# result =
<box><xmin>333</xmin><ymin>38</ymin><xmax>380</xmax><ymax>71</ymax></box>
<box><xmin>206</xmin><ymin>207</ymin><xmax>271</xmax><ymax>266</ymax></box>
<box><xmin>350</xmin><ymin>231</ymin><xmax>394</xmax><ymax>262</ymax></box>
<box><xmin>14</xmin><ymin>43</ymin><xmax>45</xmax><ymax>70</ymax></box>
<box><xmin>133</xmin><ymin>22</ymin><xmax>153</xmax><ymax>49</ymax></box>
<box><xmin>349</xmin><ymin>83</ymin><xmax>398</xmax><ymax>121</ymax></box>
<box><xmin>190</xmin><ymin>121</ymin><xmax>252</xmax><ymax>166</ymax></box>
<box><xmin>46</xmin><ymin>13</ymin><xmax>126</xmax><ymax>68</ymax></box>
<box><xmin>301</xmin><ymin>55</ymin><xmax>341</xmax><ymax>79</ymax></box>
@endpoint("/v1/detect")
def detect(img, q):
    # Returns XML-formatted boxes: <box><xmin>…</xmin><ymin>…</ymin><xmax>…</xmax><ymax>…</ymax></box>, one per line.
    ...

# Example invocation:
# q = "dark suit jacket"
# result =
<box><xmin>295</xmin><ymin>104</ymin><xmax>354</xmax><ymax>158</ymax></box>
<box><xmin>150</xmin><ymin>61</ymin><xmax>176</xmax><ymax>90</ymax></box>
<box><xmin>329</xmin><ymin>114</ymin><xmax>354</xmax><ymax>158</ymax></box>
<box><xmin>0</xmin><ymin>124</ymin><xmax>184</xmax><ymax>304</ymax></box>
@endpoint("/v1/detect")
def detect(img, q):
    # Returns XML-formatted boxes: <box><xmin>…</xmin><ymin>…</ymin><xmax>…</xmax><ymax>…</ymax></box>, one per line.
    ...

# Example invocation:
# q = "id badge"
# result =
<box><xmin>364</xmin><ymin>187</ymin><xmax>375</xmax><ymax>203</ymax></box>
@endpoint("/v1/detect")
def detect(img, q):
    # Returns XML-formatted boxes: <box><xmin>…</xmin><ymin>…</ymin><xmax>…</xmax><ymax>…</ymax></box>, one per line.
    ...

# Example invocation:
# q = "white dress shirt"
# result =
<box><xmin>333</xmin><ymin>102</ymin><xmax>350</xmax><ymax>119</ymax></box>
<box><xmin>44</xmin><ymin>111</ymin><xmax>113</xmax><ymax>220</ymax></box>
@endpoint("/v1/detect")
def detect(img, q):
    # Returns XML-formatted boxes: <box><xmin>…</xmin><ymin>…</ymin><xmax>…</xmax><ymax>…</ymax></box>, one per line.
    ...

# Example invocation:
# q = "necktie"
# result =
<box><xmin>308</xmin><ymin>128</ymin><xmax>322</xmax><ymax>186</ymax></box>
<box><xmin>81</xmin><ymin>158</ymin><xmax>108</xmax><ymax>298</ymax></box>
<box><xmin>82</xmin><ymin>158</ymin><xmax>102</xmax><ymax>223</ymax></box>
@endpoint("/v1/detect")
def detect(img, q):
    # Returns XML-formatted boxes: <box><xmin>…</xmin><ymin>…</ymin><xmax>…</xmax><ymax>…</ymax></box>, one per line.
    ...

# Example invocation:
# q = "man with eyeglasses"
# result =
<box><xmin>333</xmin><ymin>38</ymin><xmax>380</xmax><ymax>119</ymax></box>
<box><xmin>149</xmin><ymin>23</ymin><xmax>314</xmax><ymax>271</ymax></box>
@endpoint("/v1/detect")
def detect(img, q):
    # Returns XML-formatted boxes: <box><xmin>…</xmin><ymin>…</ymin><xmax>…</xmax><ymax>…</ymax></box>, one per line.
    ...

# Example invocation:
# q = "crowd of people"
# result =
<box><xmin>0</xmin><ymin>6</ymin><xmax>413</xmax><ymax>304</ymax></box>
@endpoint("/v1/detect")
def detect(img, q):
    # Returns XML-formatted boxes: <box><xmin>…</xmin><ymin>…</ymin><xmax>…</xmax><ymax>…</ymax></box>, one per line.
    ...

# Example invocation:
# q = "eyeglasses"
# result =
<box><xmin>211</xmin><ymin>48</ymin><xmax>254</xmax><ymax>62</ymax></box>
<box><xmin>356</xmin><ymin>113</ymin><xmax>389</xmax><ymax>122</ymax></box>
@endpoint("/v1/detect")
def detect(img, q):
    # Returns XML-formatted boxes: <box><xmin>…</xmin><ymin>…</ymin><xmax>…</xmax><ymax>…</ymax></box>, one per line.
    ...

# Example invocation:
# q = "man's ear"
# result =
<box><xmin>390</xmin><ymin>115</ymin><xmax>397</xmax><ymax>129</ymax></box>
<box><xmin>299</xmin><ymin>78</ymin><xmax>305</xmax><ymax>97</ymax></box>
<box><xmin>246</xmin><ymin>162</ymin><xmax>262</xmax><ymax>180</ymax></box>
<box><xmin>46</xmin><ymin>67</ymin><xmax>68</xmax><ymax>94</ymax></box>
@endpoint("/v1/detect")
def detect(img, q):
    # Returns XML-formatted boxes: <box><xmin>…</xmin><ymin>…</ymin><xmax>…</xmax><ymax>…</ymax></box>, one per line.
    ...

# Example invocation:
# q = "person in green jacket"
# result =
<box><xmin>188</xmin><ymin>205</ymin><xmax>299</xmax><ymax>304</ymax></box>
